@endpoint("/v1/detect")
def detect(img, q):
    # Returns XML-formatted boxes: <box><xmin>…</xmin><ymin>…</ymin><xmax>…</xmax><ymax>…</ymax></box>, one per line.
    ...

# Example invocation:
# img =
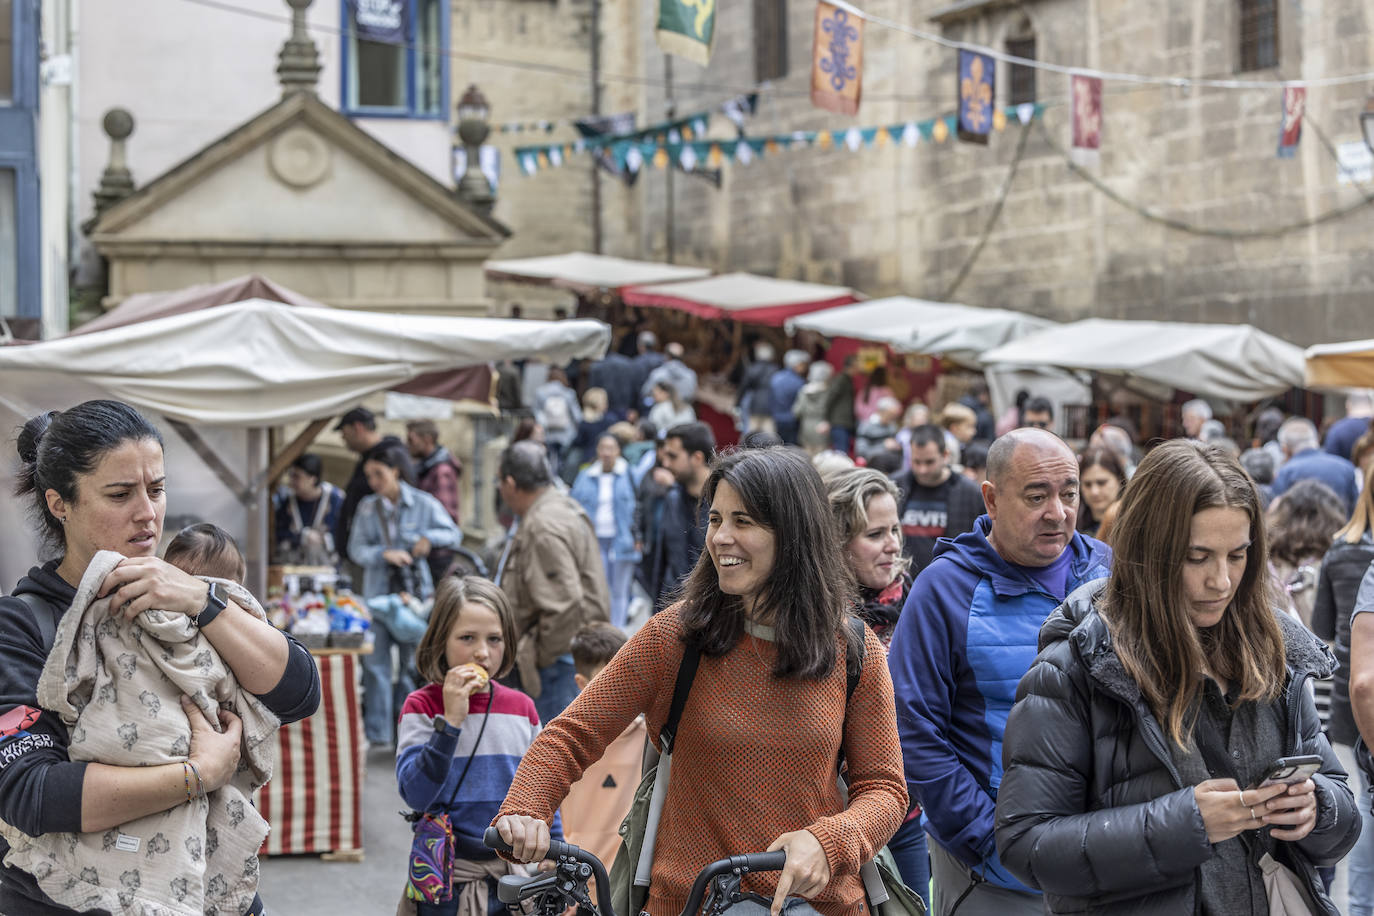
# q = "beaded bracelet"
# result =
<box><xmin>181</xmin><ymin>762</ymin><xmax>195</xmax><ymax>803</ymax></box>
<box><xmin>187</xmin><ymin>761</ymin><xmax>206</xmax><ymax>799</ymax></box>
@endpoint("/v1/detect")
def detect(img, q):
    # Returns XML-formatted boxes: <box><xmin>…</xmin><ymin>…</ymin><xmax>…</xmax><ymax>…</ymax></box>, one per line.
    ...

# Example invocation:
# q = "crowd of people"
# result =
<box><xmin>5</xmin><ymin>371</ymin><xmax>1374</xmax><ymax>916</ymax></box>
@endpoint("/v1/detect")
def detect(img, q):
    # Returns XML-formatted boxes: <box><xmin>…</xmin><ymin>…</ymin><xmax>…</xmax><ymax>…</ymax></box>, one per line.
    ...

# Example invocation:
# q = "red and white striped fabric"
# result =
<box><xmin>257</xmin><ymin>652</ymin><xmax>364</xmax><ymax>856</ymax></box>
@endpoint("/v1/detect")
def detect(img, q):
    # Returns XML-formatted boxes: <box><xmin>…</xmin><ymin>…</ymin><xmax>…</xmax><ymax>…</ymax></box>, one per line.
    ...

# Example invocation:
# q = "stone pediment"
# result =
<box><xmin>91</xmin><ymin>93</ymin><xmax>510</xmax><ymax>252</ymax></box>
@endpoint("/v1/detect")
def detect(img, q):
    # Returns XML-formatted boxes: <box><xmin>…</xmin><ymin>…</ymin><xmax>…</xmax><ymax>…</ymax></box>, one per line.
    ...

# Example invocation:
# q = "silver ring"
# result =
<box><xmin>1250</xmin><ymin>807</ymin><xmax>1257</xmax><ymax>821</ymax></box>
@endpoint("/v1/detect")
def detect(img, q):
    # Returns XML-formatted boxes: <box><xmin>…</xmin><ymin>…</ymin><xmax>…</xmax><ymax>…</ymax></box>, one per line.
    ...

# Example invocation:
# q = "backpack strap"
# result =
<box><xmin>659</xmin><ymin>642</ymin><xmax>700</xmax><ymax>754</ymax></box>
<box><xmin>15</xmin><ymin>592</ymin><xmax>60</xmax><ymax>651</ymax></box>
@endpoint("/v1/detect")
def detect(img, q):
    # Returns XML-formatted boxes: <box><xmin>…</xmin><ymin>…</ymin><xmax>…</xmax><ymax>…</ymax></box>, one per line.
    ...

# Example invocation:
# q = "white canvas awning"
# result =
<box><xmin>1305</xmin><ymin>339</ymin><xmax>1374</xmax><ymax>389</ymax></box>
<box><xmin>622</xmin><ymin>272</ymin><xmax>859</xmax><ymax>326</ymax></box>
<box><xmin>981</xmin><ymin>318</ymin><xmax>1304</xmax><ymax>401</ymax></box>
<box><xmin>786</xmin><ymin>297</ymin><xmax>1057</xmax><ymax>366</ymax></box>
<box><xmin>0</xmin><ymin>299</ymin><xmax>610</xmax><ymax>426</ymax></box>
<box><xmin>0</xmin><ymin>300</ymin><xmax>609</xmax><ymax>594</ymax></box>
<box><xmin>483</xmin><ymin>252</ymin><xmax>711</xmax><ymax>293</ymax></box>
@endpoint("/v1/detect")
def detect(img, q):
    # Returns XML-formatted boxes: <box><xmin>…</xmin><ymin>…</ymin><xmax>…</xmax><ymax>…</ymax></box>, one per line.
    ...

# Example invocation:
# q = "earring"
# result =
<box><xmin>57</xmin><ymin>516</ymin><xmax>67</xmax><ymax>525</ymax></box>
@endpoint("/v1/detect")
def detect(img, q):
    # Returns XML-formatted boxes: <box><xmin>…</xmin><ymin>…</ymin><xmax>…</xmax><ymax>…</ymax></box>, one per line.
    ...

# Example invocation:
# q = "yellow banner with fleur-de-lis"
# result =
<box><xmin>811</xmin><ymin>1</ymin><xmax>864</xmax><ymax>115</ymax></box>
<box><xmin>656</xmin><ymin>0</ymin><xmax>715</xmax><ymax>65</ymax></box>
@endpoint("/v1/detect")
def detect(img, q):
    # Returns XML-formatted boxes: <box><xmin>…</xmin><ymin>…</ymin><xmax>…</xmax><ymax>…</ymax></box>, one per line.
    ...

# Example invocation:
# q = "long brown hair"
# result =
<box><xmin>676</xmin><ymin>447</ymin><xmax>857</xmax><ymax>680</ymax></box>
<box><xmin>1337</xmin><ymin>459</ymin><xmax>1374</xmax><ymax>545</ymax></box>
<box><xmin>415</xmin><ymin>576</ymin><xmax>518</xmax><ymax>683</ymax></box>
<box><xmin>1100</xmin><ymin>440</ymin><xmax>1285</xmax><ymax>748</ymax></box>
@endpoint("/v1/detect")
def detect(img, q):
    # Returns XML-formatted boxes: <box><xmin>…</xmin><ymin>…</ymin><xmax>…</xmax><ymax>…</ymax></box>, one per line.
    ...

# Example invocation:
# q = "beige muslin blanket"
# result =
<box><xmin>0</xmin><ymin>550</ymin><xmax>281</xmax><ymax>916</ymax></box>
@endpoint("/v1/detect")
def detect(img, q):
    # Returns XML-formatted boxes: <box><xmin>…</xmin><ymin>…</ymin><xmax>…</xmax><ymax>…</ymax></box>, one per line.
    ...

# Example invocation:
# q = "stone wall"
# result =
<box><xmin>592</xmin><ymin>0</ymin><xmax>1374</xmax><ymax>347</ymax></box>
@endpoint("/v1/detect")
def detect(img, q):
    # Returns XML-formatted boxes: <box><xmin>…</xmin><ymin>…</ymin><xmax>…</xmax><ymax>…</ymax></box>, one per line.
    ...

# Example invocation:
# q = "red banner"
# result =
<box><xmin>1072</xmin><ymin>75</ymin><xmax>1102</xmax><ymax>151</ymax></box>
<box><xmin>1277</xmin><ymin>87</ymin><xmax>1305</xmax><ymax>158</ymax></box>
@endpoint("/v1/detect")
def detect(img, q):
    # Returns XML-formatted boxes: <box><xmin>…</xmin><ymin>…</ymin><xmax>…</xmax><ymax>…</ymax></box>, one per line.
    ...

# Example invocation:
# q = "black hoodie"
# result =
<box><xmin>0</xmin><ymin>561</ymin><xmax>320</xmax><ymax>915</ymax></box>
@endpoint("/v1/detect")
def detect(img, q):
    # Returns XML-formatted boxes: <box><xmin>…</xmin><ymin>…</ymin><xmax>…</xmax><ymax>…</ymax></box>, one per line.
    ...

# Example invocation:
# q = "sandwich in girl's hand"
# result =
<box><xmin>455</xmin><ymin>662</ymin><xmax>489</xmax><ymax>690</ymax></box>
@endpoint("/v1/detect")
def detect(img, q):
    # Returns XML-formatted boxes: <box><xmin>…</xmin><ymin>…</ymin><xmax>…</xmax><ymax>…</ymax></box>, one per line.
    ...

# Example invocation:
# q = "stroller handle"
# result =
<box><xmin>681</xmin><ymin>851</ymin><xmax>788</xmax><ymax>916</ymax></box>
<box><xmin>483</xmin><ymin>826</ymin><xmax>613</xmax><ymax>912</ymax></box>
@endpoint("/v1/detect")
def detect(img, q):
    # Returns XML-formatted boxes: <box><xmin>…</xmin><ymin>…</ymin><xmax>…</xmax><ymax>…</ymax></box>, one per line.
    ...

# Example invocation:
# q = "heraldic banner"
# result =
<box><xmin>656</xmin><ymin>0</ymin><xmax>716</xmax><ymax>66</ymax></box>
<box><xmin>811</xmin><ymin>1</ymin><xmax>864</xmax><ymax>115</ymax></box>
<box><xmin>956</xmin><ymin>49</ymin><xmax>994</xmax><ymax>144</ymax></box>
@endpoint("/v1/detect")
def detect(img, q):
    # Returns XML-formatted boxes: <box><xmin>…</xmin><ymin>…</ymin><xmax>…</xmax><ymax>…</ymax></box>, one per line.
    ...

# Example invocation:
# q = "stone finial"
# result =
<box><xmin>88</xmin><ymin>108</ymin><xmax>136</xmax><ymax>228</ymax></box>
<box><xmin>277</xmin><ymin>0</ymin><xmax>321</xmax><ymax>97</ymax></box>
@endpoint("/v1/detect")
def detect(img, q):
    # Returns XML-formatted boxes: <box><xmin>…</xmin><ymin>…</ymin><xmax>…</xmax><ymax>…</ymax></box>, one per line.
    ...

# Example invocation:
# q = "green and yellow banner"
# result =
<box><xmin>656</xmin><ymin>0</ymin><xmax>716</xmax><ymax>65</ymax></box>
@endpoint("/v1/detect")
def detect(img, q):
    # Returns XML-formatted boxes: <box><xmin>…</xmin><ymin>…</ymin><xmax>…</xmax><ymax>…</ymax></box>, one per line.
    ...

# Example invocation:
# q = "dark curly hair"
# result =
<box><xmin>1266</xmin><ymin>478</ymin><xmax>1347</xmax><ymax>566</ymax></box>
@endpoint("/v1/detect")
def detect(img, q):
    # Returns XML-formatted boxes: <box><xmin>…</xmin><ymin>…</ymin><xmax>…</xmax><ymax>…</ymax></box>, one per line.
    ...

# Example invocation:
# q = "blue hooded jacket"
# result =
<box><xmin>888</xmin><ymin>515</ymin><xmax>1111</xmax><ymax>891</ymax></box>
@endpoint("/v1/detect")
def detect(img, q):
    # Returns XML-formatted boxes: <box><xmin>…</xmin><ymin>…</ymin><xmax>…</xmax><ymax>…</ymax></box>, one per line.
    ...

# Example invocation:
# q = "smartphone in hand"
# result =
<box><xmin>1256</xmin><ymin>755</ymin><xmax>1323</xmax><ymax>788</ymax></box>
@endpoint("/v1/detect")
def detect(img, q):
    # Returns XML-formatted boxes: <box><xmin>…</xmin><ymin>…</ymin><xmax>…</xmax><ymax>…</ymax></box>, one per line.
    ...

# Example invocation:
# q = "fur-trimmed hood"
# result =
<box><xmin>1041</xmin><ymin>579</ymin><xmax>1336</xmax><ymax>705</ymax></box>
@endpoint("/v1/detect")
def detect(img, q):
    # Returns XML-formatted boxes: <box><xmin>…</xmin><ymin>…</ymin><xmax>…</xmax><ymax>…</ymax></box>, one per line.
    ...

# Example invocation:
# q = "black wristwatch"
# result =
<box><xmin>192</xmin><ymin>583</ymin><xmax>228</xmax><ymax>628</ymax></box>
<box><xmin>433</xmin><ymin>715</ymin><xmax>461</xmax><ymax>737</ymax></box>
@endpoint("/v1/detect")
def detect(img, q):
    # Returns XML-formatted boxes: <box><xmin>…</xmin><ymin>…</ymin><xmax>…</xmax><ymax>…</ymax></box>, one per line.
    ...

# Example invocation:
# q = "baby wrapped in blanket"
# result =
<box><xmin>0</xmin><ymin>549</ymin><xmax>280</xmax><ymax>916</ymax></box>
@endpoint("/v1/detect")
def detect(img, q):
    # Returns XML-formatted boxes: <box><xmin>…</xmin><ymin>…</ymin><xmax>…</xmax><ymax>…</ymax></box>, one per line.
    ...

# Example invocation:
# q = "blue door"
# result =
<box><xmin>0</xmin><ymin>0</ymin><xmax>40</xmax><ymax>323</ymax></box>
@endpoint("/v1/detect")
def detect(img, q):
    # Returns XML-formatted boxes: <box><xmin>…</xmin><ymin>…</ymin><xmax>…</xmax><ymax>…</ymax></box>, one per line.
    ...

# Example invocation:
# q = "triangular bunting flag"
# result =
<box><xmin>1016</xmin><ymin>103</ymin><xmax>1035</xmax><ymax>125</ymax></box>
<box><xmin>519</xmin><ymin>153</ymin><xmax>537</xmax><ymax>175</ymax></box>
<box><xmin>737</xmin><ymin>140</ymin><xmax>754</xmax><ymax>165</ymax></box>
<box><xmin>682</xmin><ymin>124</ymin><xmax>695</xmax><ymax>141</ymax></box>
<box><xmin>653</xmin><ymin>147</ymin><xmax>670</xmax><ymax>169</ymax></box>
<box><xmin>902</xmin><ymin>122</ymin><xmax>919</xmax><ymax>146</ymax></box>
<box><xmin>845</xmin><ymin>127</ymin><xmax>863</xmax><ymax>151</ymax></box>
<box><xmin>625</xmin><ymin>146</ymin><xmax>644</xmax><ymax>173</ymax></box>
<box><xmin>680</xmin><ymin>144</ymin><xmax>698</xmax><ymax>171</ymax></box>
<box><xmin>993</xmin><ymin>109</ymin><xmax>1007</xmax><ymax>131</ymax></box>
<box><xmin>707</xmin><ymin>143</ymin><xmax>724</xmax><ymax>167</ymax></box>
<box><xmin>549</xmin><ymin>146</ymin><xmax>563</xmax><ymax>167</ymax></box>
<box><xmin>873</xmin><ymin>127</ymin><xmax>888</xmax><ymax>148</ymax></box>
<box><xmin>668</xmin><ymin>129</ymin><xmax>681</xmax><ymax>144</ymax></box>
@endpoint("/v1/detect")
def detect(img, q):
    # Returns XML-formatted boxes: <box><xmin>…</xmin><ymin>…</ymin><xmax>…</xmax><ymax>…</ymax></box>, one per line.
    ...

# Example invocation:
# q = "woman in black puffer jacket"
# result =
<box><xmin>1312</xmin><ymin>460</ymin><xmax>1374</xmax><ymax>748</ymax></box>
<box><xmin>995</xmin><ymin>441</ymin><xmax>1360</xmax><ymax>916</ymax></box>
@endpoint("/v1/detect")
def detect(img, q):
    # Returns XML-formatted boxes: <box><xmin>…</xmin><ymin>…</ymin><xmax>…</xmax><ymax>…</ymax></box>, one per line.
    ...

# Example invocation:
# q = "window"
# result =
<box><xmin>1238</xmin><ymin>0</ymin><xmax>1278</xmax><ymax>72</ymax></box>
<box><xmin>0</xmin><ymin>169</ymin><xmax>15</xmax><ymax>316</ymax></box>
<box><xmin>0</xmin><ymin>0</ymin><xmax>12</xmax><ymax>103</ymax></box>
<box><xmin>1006</xmin><ymin>34</ymin><xmax>1036</xmax><ymax>105</ymax></box>
<box><xmin>753</xmin><ymin>0</ymin><xmax>788</xmax><ymax>83</ymax></box>
<box><xmin>342</xmin><ymin>0</ymin><xmax>448</xmax><ymax>118</ymax></box>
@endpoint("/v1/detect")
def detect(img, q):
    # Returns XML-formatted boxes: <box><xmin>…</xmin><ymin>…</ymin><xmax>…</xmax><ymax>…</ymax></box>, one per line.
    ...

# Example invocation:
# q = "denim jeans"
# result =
<box><xmin>829</xmin><ymin>427</ymin><xmax>853</xmax><ymax>454</ymax></box>
<box><xmin>887</xmin><ymin>818</ymin><xmax>931</xmax><ymax>911</ymax></box>
<box><xmin>361</xmin><ymin>620</ymin><xmax>417</xmax><ymax>744</ymax></box>
<box><xmin>599</xmin><ymin>537</ymin><xmax>636</xmax><ymax>630</ymax></box>
<box><xmin>1350</xmin><ymin>765</ymin><xmax>1374</xmax><ymax>915</ymax></box>
<box><xmin>534</xmin><ymin>654</ymin><xmax>580</xmax><ymax>725</ymax></box>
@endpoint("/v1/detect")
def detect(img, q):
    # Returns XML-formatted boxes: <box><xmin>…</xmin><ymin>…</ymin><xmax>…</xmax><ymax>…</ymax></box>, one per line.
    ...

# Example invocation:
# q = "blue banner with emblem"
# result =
<box><xmin>957</xmin><ymin>49</ymin><xmax>994</xmax><ymax>145</ymax></box>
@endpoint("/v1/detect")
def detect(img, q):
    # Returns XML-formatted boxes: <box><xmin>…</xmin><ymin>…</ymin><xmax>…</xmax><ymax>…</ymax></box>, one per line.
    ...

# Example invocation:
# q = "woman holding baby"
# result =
<box><xmin>0</xmin><ymin>400</ymin><xmax>320</xmax><ymax>915</ymax></box>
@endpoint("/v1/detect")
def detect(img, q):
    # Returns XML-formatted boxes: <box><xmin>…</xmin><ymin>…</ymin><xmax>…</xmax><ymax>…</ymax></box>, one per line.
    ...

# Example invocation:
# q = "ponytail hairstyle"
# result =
<box><xmin>15</xmin><ymin>400</ymin><xmax>164</xmax><ymax>555</ymax></box>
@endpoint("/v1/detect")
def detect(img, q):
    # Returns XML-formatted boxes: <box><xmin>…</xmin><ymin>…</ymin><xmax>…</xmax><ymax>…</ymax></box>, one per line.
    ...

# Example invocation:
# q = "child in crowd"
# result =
<box><xmin>559</xmin><ymin>623</ymin><xmax>646</xmax><ymax>870</ymax></box>
<box><xmin>396</xmin><ymin>576</ymin><xmax>560</xmax><ymax>916</ymax></box>
<box><xmin>164</xmin><ymin>522</ymin><xmax>248</xmax><ymax>583</ymax></box>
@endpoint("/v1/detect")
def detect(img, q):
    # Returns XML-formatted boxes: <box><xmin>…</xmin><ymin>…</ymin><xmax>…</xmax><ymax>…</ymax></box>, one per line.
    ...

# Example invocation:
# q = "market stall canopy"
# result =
<box><xmin>0</xmin><ymin>299</ymin><xmax>611</xmax><ymax>427</ymax></box>
<box><xmin>69</xmin><ymin>275</ymin><xmax>322</xmax><ymax>336</ymax></box>
<box><xmin>623</xmin><ymin>272</ymin><xmax>860</xmax><ymax>326</ymax></box>
<box><xmin>1304</xmin><ymin>339</ymin><xmax>1374</xmax><ymax>389</ymax></box>
<box><xmin>786</xmin><ymin>297</ymin><xmax>1058</xmax><ymax>366</ymax></box>
<box><xmin>981</xmin><ymin>318</ymin><xmax>1305</xmax><ymax>401</ymax></box>
<box><xmin>61</xmin><ymin>275</ymin><xmax>497</xmax><ymax>403</ymax></box>
<box><xmin>483</xmin><ymin>251</ymin><xmax>711</xmax><ymax>293</ymax></box>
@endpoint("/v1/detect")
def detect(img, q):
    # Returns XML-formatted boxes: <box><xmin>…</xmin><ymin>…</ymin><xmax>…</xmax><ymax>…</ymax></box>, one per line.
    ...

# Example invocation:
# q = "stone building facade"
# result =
<box><xmin>494</xmin><ymin>0</ymin><xmax>1374</xmax><ymax>345</ymax></box>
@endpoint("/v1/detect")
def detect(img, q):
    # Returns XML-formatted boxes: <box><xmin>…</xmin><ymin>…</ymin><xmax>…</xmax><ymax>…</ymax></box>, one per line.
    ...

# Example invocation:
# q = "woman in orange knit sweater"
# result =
<box><xmin>492</xmin><ymin>447</ymin><xmax>908</xmax><ymax>916</ymax></box>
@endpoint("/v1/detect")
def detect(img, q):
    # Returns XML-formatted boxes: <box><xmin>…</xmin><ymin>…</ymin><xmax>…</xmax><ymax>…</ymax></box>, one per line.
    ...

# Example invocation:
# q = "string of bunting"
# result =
<box><xmin>515</xmin><ymin>103</ymin><xmax>1046</xmax><ymax>176</ymax></box>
